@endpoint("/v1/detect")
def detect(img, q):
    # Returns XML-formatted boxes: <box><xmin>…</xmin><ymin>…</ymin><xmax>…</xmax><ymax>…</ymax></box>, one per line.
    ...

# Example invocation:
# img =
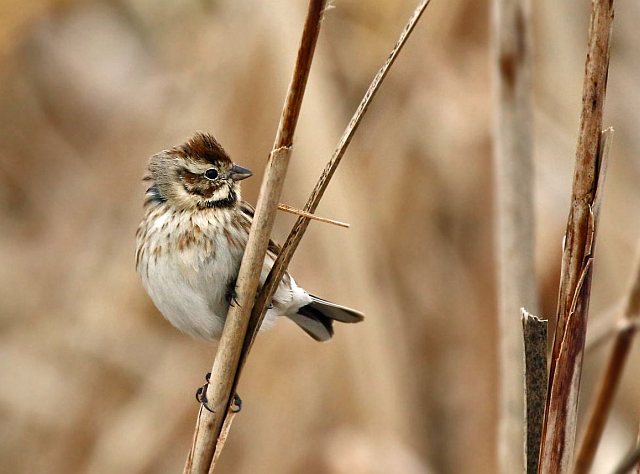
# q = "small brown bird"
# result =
<box><xmin>135</xmin><ymin>132</ymin><xmax>363</xmax><ymax>342</ymax></box>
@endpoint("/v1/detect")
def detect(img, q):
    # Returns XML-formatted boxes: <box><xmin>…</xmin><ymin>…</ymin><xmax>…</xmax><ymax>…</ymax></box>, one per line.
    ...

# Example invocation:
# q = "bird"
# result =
<box><xmin>135</xmin><ymin>132</ymin><xmax>364</xmax><ymax>343</ymax></box>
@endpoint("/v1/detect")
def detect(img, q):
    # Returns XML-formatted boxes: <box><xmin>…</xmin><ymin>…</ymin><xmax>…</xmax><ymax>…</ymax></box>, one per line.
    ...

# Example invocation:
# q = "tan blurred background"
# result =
<box><xmin>1</xmin><ymin>0</ymin><xmax>640</xmax><ymax>473</ymax></box>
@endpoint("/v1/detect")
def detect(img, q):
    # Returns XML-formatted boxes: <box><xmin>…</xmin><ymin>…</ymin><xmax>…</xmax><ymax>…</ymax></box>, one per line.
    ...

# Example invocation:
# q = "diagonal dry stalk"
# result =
<box><xmin>182</xmin><ymin>1</ymin><xmax>327</xmax><ymax>472</ymax></box>
<box><xmin>537</xmin><ymin>0</ymin><xmax>615</xmax><ymax>471</ymax></box>
<box><xmin>240</xmin><ymin>0</ymin><xmax>434</xmax><ymax>369</ymax></box>
<box><xmin>186</xmin><ymin>0</ymin><xmax>436</xmax><ymax>471</ymax></box>
<box><xmin>574</xmin><ymin>245</ymin><xmax>640</xmax><ymax>474</ymax></box>
<box><xmin>491</xmin><ymin>0</ymin><xmax>537</xmax><ymax>470</ymax></box>
<box><xmin>276</xmin><ymin>203</ymin><xmax>350</xmax><ymax>228</ymax></box>
<box><xmin>211</xmin><ymin>0</ymin><xmax>434</xmax><ymax>460</ymax></box>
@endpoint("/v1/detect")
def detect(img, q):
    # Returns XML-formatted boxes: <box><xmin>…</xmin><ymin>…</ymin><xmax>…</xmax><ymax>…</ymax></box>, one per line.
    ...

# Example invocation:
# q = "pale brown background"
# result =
<box><xmin>1</xmin><ymin>1</ymin><xmax>640</xmax><ymax>473</ymax></box>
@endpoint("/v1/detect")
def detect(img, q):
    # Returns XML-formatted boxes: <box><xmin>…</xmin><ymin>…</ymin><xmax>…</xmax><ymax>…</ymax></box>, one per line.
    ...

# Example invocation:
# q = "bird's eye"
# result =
<box><xmin>204</xmin><ymin>168</ymin><xmax>219</xmax><ymax>180</ymax></box>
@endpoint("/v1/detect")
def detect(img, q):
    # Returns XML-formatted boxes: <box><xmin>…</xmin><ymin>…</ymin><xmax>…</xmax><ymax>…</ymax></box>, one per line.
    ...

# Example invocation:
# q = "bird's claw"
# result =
<box><xmin>231</xmin><ymin>393</ymin><xmax>242</xmax><ymax>413</ymax></box>
<box><xmin>226</xmin><ymin>284</ymin><xmax>240</xmax><ymax>307</ymax></box>
<box><xmin>195</xmin><ymin>372</ymin><xmax>242</xmax><ymax>414</ymax></box>
<box><xmin>196</xmin><ymin>372</ymin><xmax>214</xmax><ymax>413</ymax></box>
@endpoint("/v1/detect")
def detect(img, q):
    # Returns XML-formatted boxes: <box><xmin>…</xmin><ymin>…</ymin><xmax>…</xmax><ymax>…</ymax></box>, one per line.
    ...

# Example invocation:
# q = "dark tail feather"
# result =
<box><xmin>288</xmin><ymin>306</ymin><xmax>334</xmax><ymax>342</ymax></box>
<box><xmin>307</xmin><ymin>295</ymin><xmax>365</xmax><ymax>323</ymax></box>
<box><xmin>288</xmin><ymin>296</ymin><xmax>364</xmax><ymax>342</ymax></box>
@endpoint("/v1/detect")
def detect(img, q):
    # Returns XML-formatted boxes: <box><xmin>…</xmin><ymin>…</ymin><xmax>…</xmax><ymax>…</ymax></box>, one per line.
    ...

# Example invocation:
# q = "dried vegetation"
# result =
<box><xmin>2</xmin><ymin>0</ymin><xmax>640</xmax><ymax>473</ymax></box>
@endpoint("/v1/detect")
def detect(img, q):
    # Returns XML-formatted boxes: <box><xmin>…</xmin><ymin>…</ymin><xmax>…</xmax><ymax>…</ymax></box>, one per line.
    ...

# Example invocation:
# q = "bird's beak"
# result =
<box><xmin>229</xmin><ymin>164</ymin><xmax>253</xmax><ymax>181</ymax></box>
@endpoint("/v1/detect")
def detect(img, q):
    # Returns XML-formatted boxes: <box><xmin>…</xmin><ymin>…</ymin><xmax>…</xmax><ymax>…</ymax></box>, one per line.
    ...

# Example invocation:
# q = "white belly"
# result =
<box><xmin>141</xmin><ymin>240</ymin><xmax>239</xmax><ymax>340</ymax></box>
<box><xmin>137</xmin><ymin>207</ymin><xmax>311</xmax><ymax>341</ymax></box>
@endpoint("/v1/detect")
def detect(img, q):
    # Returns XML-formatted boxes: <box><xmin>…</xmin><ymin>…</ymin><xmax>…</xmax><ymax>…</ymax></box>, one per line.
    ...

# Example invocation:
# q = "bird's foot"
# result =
<box><xmin>195</xmin><ymin>372</ymin><xmax>214</xmax><ymax>413</ymax></box>
<box><xmin>195</xmin><ymin>372</ymin><xmax>242</xmax><ymax>414</ymax></box>
<box><xmin>230</xmin><ymin>392</ymin><xmax>242</xmax><ymax>413</ymax></box>
<box><xmin>225</xmin><ymin>283</ymin><xmax>240</xmax><ymax>307</ymax></box>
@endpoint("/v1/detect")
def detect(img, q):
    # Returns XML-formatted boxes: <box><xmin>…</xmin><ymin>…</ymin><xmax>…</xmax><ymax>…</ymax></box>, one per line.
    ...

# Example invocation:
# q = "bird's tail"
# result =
<box><xmin>287</xmin><ymin>295</ymin><xmax>364</xmax><ymax>342</ymax></box>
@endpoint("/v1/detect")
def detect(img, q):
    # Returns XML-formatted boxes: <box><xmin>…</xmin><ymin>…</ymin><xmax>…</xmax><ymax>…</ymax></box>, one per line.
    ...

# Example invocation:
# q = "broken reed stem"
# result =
<box><xmin>574</xmin><ymin>244</ymin><xmax>640</xmax><ymax>474</ymax></box>
<box><xmin>277</xmin><ymin>203</ymin><xmax>350</xmax><ymax>228</ymax></box>
<box><xmin>522</xmin><ymin>310</ymin><xmax>548</xmax><ymax>474</ymax></box>
<box><xmin>183</xmin><ymin>2</ymin><xmax>326</xmax><ymax>473</ymax></box>
<box><xmin>538</xmin><ymin>127</ymin><xmax>614</xmax><ymax>474</ymax></box>
<box><xmin>491</xmin><ymin>0</ymin><xmax>536</xmax><ymax>470</ymax></box>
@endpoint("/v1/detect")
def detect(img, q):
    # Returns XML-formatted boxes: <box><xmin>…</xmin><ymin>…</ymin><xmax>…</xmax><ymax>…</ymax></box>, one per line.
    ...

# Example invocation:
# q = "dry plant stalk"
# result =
<box><xmin>522</xmin><ymin>310</ymin><xmax>548</xmax><ymax>474</ymax></box>
<box><xmin>213</xmin><ymin>0</ymin><xmax>434</xmax><ymax>458</ymax></box>
<box><xmin>277</xmin><ymin>203</ymin><xmax>350</xmax><ymax>228</ymax></box>
<box><xmin>574</xmin><ymin>245</ymin><xmax>640</xmax><ymax>474</ymax></box>
<box><xmin>240</xmin><ymin>0</ymin><xmax>434</xmax><ymax>363</ymax></box>
<box><xmin>538</xmin><ymin>126</ymin><xmax>613</xmax><ymax>473</ymax></box>
<box><xmin>537</xmin><ymin>1</ymin><xmax>614</xmax><ymax>471</ymax></box>
<box><xmin>491</xmin><ymin>0</ymin><xmax>537</xmax><ymax>470</ymax></box>
<box><xmin>183</xmin><ymin>1</ymin><xmax>327</xmax><ymax>472</ymax></box>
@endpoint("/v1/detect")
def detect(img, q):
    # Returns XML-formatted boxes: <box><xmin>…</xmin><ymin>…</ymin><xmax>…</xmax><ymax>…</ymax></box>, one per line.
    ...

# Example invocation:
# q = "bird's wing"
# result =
<box><xmin>239</xmin><ymin>201</ymin><xmax>282</xmax><ymax>256</ymax></box>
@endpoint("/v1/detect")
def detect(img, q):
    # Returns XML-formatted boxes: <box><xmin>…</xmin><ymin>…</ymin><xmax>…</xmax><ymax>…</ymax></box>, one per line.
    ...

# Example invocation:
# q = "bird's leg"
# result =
<box><xmin>195</xmin><ymin>372</ymin><xmax>243</xmax><ymax>414</ymax></box>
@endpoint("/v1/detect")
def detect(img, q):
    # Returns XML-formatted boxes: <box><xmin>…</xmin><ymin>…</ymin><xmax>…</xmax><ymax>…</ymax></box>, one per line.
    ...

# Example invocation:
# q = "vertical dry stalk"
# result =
<box><xmin>491</xmin><ymin>0</ymin><xmax>536</xmax><ymax>470</ymax></box>
<box><xmin>182</xmin><ymin>1</ymin><xmax>326</xmax><ymax>472</ymax></box>
<box><xmin>538</xmin><ymin>124</ymin><xmax>613</xmax><ymax>473</ymax></box>
<box><xmin>538</xmin><ymin>0</ymin><xmax>615</xmax><ymax>466</ymax></box>
<box><xmin>537</xmin><ymin>25</ymin><xmax>614</xmax><ymax>462</ymax></box>
<box><xmin>574</xmin><ymin>245</ymin><xmax>640</xmax><ymax>474</ymax></box>
<box><xmin>522</xmin><ymin>310</ymin><xmax>548</xmax><ymax>474</ymax></box>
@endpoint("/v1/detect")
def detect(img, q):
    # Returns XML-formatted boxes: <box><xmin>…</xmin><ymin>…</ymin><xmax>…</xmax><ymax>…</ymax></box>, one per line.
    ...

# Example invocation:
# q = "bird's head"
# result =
<box><xmin>146</xmin><ymin>132</ymin><xmax>252</xmax><ymax>210</ymax></box>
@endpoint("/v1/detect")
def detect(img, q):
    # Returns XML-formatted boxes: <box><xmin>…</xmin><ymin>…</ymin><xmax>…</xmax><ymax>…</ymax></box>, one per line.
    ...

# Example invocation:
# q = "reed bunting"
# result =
<box><xmin>135</xmin><ymin>132</ymin><xmax>363</xmax><ymax>342</ymax></box>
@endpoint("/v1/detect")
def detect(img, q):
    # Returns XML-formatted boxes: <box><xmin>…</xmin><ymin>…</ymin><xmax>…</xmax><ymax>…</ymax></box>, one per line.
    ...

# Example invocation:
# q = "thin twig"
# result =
<box><xmin>574</xmin><ymin>243</ymin><xmax>640</xmax><ymax>474</ymax></box>
<box><xmin>522</xmin><ymin>309</ymin><xmax>548</xmax><ymax>474</ymax></box>
<box><xmin>277</xmin><ymin>203</ymin><xmax>350</xmax><ymax>228</ymax></box>
<box><xmin>183</xmin><ymin>2</ymin><xmax>326</xmax><ymax>472</ymax></box>
<box><xmin>491</xmin><ymin>0</ymin><xmax>536</xmax><ymax>470</ymax></box>
<box><xmin>210</xmin><ymin>410</ymin><xmax>237</xmax><ymax>469</ymax></box>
